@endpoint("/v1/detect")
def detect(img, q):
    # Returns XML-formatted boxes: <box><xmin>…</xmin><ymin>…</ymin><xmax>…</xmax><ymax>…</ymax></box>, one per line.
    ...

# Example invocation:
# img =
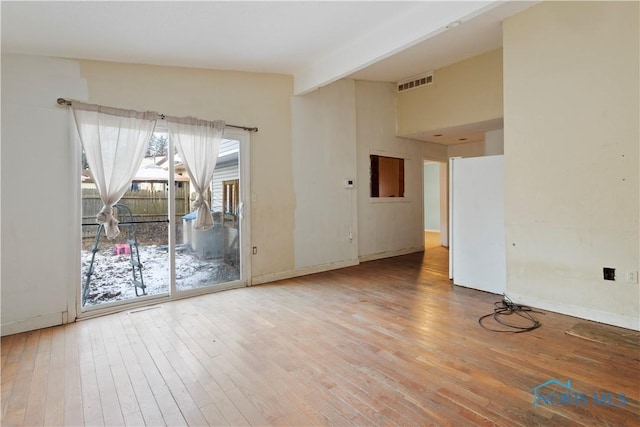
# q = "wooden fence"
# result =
<box><xmin>81</xmin><ymin>188</ymin><xmax>190</xmax><ymax>241</ymax></box>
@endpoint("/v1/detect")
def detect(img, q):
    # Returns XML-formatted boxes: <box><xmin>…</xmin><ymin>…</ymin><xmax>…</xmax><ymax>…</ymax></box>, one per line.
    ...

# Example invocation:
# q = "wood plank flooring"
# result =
<box><xmin>2</xmin><ymin>243</ymin><xmax>639</xmax><ymax>426</ymax></box>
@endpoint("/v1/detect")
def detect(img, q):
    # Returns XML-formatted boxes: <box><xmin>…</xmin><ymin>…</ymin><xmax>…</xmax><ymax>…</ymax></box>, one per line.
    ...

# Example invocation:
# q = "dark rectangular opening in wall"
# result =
<box><xmin>370</xmin><ymin>155</ymin><xmax>405</xmax><ymax>198</ymax></box>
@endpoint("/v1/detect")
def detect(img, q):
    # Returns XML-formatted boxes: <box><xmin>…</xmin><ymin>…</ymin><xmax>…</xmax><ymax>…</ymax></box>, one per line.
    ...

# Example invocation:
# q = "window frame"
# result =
<box><xmin>369</xmin><ymin>153</ymin><xmax>406</xmax><ymax>199</ymax></box>
<box><xmin>73</xmin><ymin>124</ymin><xmax>252</xmax><ymax>320</ymax></box>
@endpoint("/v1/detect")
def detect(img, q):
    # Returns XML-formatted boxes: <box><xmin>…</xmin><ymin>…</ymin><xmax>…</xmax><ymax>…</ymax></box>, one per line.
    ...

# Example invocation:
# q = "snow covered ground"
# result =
<box><xmin>81</xmin><ymin>244</ymin><xmax>239</xmax><ymax>306</ymax></box>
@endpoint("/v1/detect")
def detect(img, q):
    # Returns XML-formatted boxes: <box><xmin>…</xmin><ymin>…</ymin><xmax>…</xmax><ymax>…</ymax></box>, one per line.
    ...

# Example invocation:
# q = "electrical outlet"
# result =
<box><xmin>627</xmin><ymin>271</ymin><xmax>638</xmax><ymax>283</ymax></box>
<box><xmin>603</xmin><ymin>267</ymin><xmax>616</xmax><ymax>281</ymax></box>
<box><xmin>252</xmin><ymin>246</ymin><xmax>257</xmax><ymax>255</ymax></box>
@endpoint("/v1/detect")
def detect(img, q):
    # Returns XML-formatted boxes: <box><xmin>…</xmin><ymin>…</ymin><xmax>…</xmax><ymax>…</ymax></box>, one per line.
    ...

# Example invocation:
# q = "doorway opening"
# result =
<box><xmin>423</xmin><ymin>159</ymin><xmax>449</xmax><ymax>275</ymax></box>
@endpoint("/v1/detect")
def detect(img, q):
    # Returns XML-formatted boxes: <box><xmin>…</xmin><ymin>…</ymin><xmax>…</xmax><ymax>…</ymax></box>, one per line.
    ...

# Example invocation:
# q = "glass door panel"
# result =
<box><xmin>80</xmin><ymin>133</ymin><xmax>171</xmax><ymax>309</ymax></box>
<box><xmin>175</xmin><ymin>138</ymin><xmax>241</xmax><ymax>291</ymax></box>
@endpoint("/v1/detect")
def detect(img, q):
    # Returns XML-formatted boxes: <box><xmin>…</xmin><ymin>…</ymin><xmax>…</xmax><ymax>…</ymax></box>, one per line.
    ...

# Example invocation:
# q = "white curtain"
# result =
<box><xmin>72</xmin><ymin>102</ymin><xmax>157</xmax><ymax>239</ymax></box>
<box><xmin>167</xmin><ymin>117</ymin><xmax>225</xmax><ymax>230</ymax></box>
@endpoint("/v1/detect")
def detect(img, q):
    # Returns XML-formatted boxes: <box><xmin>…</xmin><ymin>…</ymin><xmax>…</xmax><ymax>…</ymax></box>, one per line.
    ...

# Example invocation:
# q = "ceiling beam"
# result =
<box><xmin>292</xmin><ymin>1</ymin><xmax>503</xmax><ymax>95</ymax></box>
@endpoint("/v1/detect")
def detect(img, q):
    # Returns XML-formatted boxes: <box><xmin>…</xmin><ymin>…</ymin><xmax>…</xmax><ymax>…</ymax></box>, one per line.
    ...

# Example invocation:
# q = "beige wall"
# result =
<box><xmin>1</xmin><ymin>55</ymin><xmax>297</xmax><ymax>334</ymax></box>
<box><xmin>356</xmin><ymin>81</ymin><xmax>431</xmax><ymax>260</ymax></box>
<box><xmin>78</xmin><ymin>60</ymin><xmax>295</xmax><ymax>279</ymax></box>
<box><xmin>397</xmin><ymin>49</ymin><xmax>503</xmax><ymax>138</ymax></box>
<box><xmin>291</xmin><ymin>79</ymin><xmax>442</xmax><ymax>271</ymax></box>
<box><xmin>448</xmin><ymin>141</ymin><xmax>485</xmax><ymax>159</ymax></box>
<box><xmin>2</xmin><ymin>55</ymin><xmax>444</xmax><ymax>334</ymax></box>
<box><xmin>2</xmin><ymin>55</ymin><xmax>88</xmax><ymax>334</ymax></box>
<box><xmin>484</xmin><ymin>129</ymin><xmax>504</xmax><ymax>156</ymax></box>
<box><xmin>503</xmin><ymin>1</ymin><xmax>639</xmax><ymax>329</ymax></box>
<box><xmin>290</xmin><ymin>79</ymin><xmax>358</xmax><ymax>276</ymax></box>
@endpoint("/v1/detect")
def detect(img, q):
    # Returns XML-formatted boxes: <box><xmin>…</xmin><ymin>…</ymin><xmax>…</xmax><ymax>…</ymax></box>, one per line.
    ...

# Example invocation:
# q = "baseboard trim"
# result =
<box><xmin>252</xmin><ymin>258</ymin><xmax>360</xmax><ymax>286</ymax></box>
<box><xmin>1</xmin><ymin>311</ymin><xmax>64</xmax><ymax>337</ymax></box>
<box><xmin>359</xmin><ymin>246</ymin><xmax>425</xmax><ymax>263</ymax></box>
<box><xmin>507</xmin><ymin>292</ymin><xmax>640</xmax><ymax>331</ymax></box>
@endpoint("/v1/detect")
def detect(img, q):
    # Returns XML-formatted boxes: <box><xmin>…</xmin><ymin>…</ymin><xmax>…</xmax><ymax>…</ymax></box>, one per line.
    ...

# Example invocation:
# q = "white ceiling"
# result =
<box><xmin>1</xmin><ymin>0</ymin><xmax>537</xmax><ymax>142</ymax></box>
<box><xmin>348</xmin><ymin>1</ymin><xmax>535</xmax><ymax>83</ymax></box>
<box><xmin>2</xmin><ymin>1</ymin><xmax>408</xmax><ymax>76</ymax></box>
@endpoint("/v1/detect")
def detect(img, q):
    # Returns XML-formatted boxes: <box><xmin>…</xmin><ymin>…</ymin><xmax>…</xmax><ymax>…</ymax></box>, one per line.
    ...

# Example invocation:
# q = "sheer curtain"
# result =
<box><xmin>167</xmin><ymin>117</ymin><xmax>225</xmax><ymax>230</ymax></box>
<box><xmin>72</xmin><ymin>102</ymin><xmax>157</xmax><ymax>239</ymax></box>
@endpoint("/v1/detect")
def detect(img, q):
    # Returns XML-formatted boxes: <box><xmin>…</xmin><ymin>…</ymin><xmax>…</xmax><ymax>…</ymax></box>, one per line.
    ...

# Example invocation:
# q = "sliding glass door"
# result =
<box><xmin>174</xmin><ymin>136</ymin><xmax>243</xmax><ymax>293</ymax></box>
<box><xmin>80</xmin><ymin>127</ymin><xmax>249</xmax><ymax>313</ymax></box>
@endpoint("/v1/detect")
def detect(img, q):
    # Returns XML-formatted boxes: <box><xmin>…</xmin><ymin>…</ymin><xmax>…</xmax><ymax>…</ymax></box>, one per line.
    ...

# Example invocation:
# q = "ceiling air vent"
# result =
<box><xmin>397</xmin><ymin>72</ymin><xmax>433</xmax><ymax>93</ymax></box>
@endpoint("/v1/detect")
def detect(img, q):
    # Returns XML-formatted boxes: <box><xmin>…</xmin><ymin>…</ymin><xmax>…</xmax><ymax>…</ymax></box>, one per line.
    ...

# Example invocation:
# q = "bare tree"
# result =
<box><xmin>146</xmin><ymin>133</ymin><xmax>168</xmax><ymax>162</ymax></box>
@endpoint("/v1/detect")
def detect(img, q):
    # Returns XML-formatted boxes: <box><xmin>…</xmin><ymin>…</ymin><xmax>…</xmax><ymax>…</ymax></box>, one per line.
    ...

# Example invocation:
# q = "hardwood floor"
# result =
<box><xmin>2</xmin><ymin>245</ymin><xmax>639</xmax><ymax>426</ymax></box>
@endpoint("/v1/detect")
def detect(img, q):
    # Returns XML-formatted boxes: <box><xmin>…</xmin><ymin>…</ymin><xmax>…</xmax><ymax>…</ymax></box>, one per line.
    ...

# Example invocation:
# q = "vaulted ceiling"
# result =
<box><xmin>2</xmin><ymin>1</ymin><xmax>536</xmax><ymax>95</ymax></box>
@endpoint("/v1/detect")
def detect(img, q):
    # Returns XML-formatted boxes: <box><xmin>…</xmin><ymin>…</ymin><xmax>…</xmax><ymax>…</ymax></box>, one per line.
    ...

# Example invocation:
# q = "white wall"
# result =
<box><xmin>439</xmin><ymin>163</ymin><xmax>448</xmax><ymax>247</ymax></box>
<box><xmin>451</xmin><ymin>155</ymin><xmax>505</xmax><ymax>295</ymax></box>
<box><xmin>291</xmin><ymin>79</ymin><xmax>358</xmax><ymax>272</ymax></box>
<box><xmin>503</xmin><ymin>2</ymin><xmax>639</xmax><ymax>330</ymax></box>
<box><xmin>484</xmin><ymin>128</ymin><xmax>504</xmax><ymax>156</ymax></box>
<box><xmin>356</xmin><ymin>81</ymin><xmax>428</xmax><ymax>261</ymax></box>
<box><xmin>424</xmin><ymin>162</ymin><xmax>440</xmax><ymax>231</ymax></box>
<box><xmin>1</xmin><ymin>55</ymin><xmax>88</xmax><ymax>334</ymax></box>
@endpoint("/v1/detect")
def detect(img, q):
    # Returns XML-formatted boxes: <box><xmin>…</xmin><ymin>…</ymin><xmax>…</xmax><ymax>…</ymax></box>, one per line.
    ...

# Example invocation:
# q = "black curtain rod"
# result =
<box><xmin>56</xmin><ymin>98</ymin><xmax>258</xmax><ymax>132</ymax></box>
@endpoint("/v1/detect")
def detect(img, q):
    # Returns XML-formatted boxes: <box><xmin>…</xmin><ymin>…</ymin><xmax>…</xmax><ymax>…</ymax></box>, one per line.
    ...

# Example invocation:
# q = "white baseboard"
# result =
<box><xmin>507</xmin><ymin>292</ymin><xmax>640</xmax><ymax>331</ymax></box>
<box><xmin>1</xmin><ymin>311</ymin><xmax>65</xmax><ymax>336</ymax></box>
<box><xmin>252</xmin><ymin>246</ymin><xmax>426</xmax><ymax>285</ymax></box>
<box><xmin>359</xmin><ymin>246</ymin><xmax>424</xmax><ymax>263</ymax></box>
<box><xmin>252</xmin><ymin>258</ymin><xmax>360</xmax><ymax>286</ymax></box>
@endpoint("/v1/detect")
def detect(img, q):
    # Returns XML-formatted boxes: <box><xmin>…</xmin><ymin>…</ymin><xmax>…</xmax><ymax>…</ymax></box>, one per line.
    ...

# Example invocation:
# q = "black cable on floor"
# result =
<box><xmin>478</xmin><ymin>294</ymin><xmax>543</xmax><ymax>333</ymax></box>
